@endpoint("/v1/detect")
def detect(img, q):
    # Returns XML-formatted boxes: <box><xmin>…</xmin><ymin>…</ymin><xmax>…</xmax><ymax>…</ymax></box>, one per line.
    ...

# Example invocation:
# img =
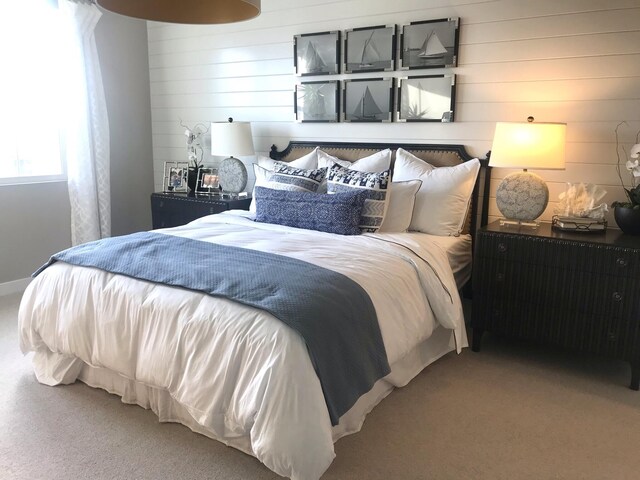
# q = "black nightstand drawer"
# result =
<box><xmin>476</xmin><ymin>256</ymin><xmax>639</xmax><ymax>318</ymax></box>
<box><xmin>479</xmin><ymin>233</ymin><xmax>640</xmax><ymax>278</ymax></box>
<box><xmin>151</xmin><ymin>193</ymin><xmax>252</xmax><ymax>229</ymax></box>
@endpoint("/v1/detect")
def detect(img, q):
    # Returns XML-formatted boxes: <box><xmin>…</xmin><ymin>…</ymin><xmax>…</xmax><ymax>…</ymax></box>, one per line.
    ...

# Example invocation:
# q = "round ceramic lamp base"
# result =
<box><xmin>496</xmin><ymin>170</ymin><xmax>549</xmax><ymax>224</ymax></box>
<box><xmin>218</xmin><ymin>156</ymin><xmax>248</xmax><ymax>194</ymax></box>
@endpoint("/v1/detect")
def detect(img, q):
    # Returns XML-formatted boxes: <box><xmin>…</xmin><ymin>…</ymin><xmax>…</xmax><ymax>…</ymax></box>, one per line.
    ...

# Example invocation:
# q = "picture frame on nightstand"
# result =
<box><xmin>196</xmin><ymin>167</ymin><xmax>221</xmax><ymax>195</ymax></box>
<box><xmin>163</xmin><ymin>161</ymin><xmax>189</xmax><ymax>193</ymax></box>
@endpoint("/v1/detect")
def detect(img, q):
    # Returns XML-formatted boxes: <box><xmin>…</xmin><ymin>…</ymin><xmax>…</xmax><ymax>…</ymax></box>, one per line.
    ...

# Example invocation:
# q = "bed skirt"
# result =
<box><xmin>31</xmin><ymin>325</ymin><xmax>465</xmax><ymax>462</ymax></box>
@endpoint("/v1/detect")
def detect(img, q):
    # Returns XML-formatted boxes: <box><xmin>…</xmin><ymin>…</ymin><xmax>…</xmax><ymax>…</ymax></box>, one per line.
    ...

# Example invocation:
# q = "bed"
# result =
<box><xmin>19</xmin><ymin>141</ymin><xmax>490</xmax><ymax>480</ymax></box>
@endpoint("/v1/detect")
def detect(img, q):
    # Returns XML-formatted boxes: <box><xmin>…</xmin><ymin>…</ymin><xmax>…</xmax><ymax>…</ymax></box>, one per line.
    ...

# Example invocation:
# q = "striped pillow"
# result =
<box><xmin>327</xmin><ymin>164</ymin><xmax>391</xmax><ymax>233</ymax></box>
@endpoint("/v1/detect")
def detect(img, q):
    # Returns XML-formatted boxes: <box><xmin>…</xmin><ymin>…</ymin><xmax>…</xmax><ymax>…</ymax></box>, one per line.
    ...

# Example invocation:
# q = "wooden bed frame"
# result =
<box><xmin>269</xmin><ymin>140</ymin><xmax>492</xmax><ymax>235</ymax></box>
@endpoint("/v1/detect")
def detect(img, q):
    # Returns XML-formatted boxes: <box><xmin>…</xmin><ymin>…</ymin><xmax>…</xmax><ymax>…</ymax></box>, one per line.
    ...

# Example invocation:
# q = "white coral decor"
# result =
<box><xmin>556</xmin><ymin>182</ymin><xmax>608</xmax><ymax>219</ymax></box>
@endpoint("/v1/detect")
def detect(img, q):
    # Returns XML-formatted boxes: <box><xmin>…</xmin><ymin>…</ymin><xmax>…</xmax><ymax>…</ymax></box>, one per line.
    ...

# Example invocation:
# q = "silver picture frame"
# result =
<box><xmin>163</xmin><ymin>161</ymin><xmax>189</xmax><ymax>193</ymax></box>
<box><xmin>196</xmin><ymin>167</ymin><xmax>221</xmax><ymax>195</ymax></box>
<box><xmin>344</xmin><ymin>25</ymin><xmax>396</xmax><ymax>73</ymax></box>
<box><xmin>399</xmin><ymin>18</ymin><xmax>459</xmax><ymax>69</ymax></box>
<box><xmin>294</xmin><ymin>81</ymin><xmax>340</xmax><ymax>122</ymax></box>
<box><xmin>396</xmin><ymin>74</ymin><xmax>456</xmax><ymax>122</ymax></box>
<box><xmin>342</xmin><ymin>78</ymin><xmax>393</xmax><ymax>123</ymax></box>
<box><xmin>294</xmin><ymin>31</ymin><xmax>340</xmax><ymax>76</ymax></box>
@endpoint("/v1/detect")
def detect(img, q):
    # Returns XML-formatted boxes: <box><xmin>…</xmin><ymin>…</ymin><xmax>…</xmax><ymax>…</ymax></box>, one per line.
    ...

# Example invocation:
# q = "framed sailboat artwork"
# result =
<box><xmin>344</xmin><ymin>25</ymin><xmax>396</xmax><ymax>74</ymax></box>
<box><xmin>342</xmin><ymin>78</ymin><xmax>393</xmax><ymax>123</ymax></box>
<box><xmin>399</xmin><ymin>18</ymin><xmax>459</xmax><ymax>69</ymax></box>
<box><xmin>294</xmin><ymin>81</ymin><xmax>340</xmax><ymax>122</ymax></box>
<box><xmin>396</xmin><ymin>74</ymin><xmax>456</xmax><ymax>122</ymax></box>
<box><xmin>294</xmin><ymin>31</ymin><xmax>340</xmax><ymax>76</ymax></box>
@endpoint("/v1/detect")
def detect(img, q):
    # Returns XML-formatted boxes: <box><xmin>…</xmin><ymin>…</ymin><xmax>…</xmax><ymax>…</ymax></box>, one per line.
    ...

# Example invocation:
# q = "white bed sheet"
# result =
<box><xmin>19</xmin><ymin>211</ymin><xmax>467</xmax><ymax>480</ymax></box>
<box><xmin>425</xmin><ymin>234</ymin><xmax>473</xmax><ymax>289</ymax></box>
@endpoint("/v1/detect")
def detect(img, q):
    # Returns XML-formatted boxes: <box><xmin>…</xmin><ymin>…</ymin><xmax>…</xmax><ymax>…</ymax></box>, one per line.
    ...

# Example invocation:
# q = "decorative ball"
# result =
<box><xmin>496</xmin><ymin>171</ymin><xmax>549</xmax><ymax>222</ymax></box>
<box><xmin>219</xmin><ymin>157</ymin><xmax>248</xmax><ymax>193</ymax></box>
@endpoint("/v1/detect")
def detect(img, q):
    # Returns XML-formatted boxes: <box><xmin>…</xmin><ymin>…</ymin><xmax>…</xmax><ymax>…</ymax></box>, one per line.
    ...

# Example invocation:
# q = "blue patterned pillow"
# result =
<box><xmin>327</xmin><ymin>164</ymin><xmax>391</xmax><ymax>233</ymax></box>
<box><xmin>254</xmin><ymin>186</ymin><xmax>366</xmax><ymax>235</ymax></box>
<box><xmin>271</xmin><ymin>162</ymin><xmax>327</xmax><ymax>192</ymax></box>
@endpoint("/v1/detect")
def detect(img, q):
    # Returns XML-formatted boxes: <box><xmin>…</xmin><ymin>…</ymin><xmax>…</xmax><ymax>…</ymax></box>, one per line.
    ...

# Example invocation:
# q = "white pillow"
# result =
<box><xmin>249</xmin><ymin>164</ymin><xmax>272</xmax><ymax>213</ymax></box>
<box><xmin>317</xmin><ymin>149</ymin><xmax>391</xmax><ymax>172</ymax></box>
<box><xmin>392</xmin><ymin>148</ymin><xmax>480</xmax><ymax>236</ymax></box>
<box><xmin>378</xmin><ymin>180</ymin><xmax>423</xmax><ymax>233</ymax></box>
<box><xmin>257</xmin><ymin>147</ymin><xmax>319</xmax><ymax>171</ymax></box>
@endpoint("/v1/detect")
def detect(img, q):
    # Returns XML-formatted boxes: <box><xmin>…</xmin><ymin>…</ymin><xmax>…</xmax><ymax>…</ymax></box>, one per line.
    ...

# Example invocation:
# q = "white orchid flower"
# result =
<box><xmin>631</xmin><ymin>143</ymin><xmax>640</xmax><ymax>159</ymax></box>
<box><xmin>626</xmin><ymin>159</ymin><xmax>640</xmax><ymax>178</ymax></box>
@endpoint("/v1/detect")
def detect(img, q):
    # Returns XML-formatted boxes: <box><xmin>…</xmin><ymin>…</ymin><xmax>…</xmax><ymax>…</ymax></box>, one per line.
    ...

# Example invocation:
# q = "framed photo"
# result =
<box><xmin>344</xmin><ymin>25</ymin><xmax>396</xmax><ymax>73</ymax></box>
<box><xmin>163</xmin><ymin>161</ymin><xmax>189</xmax><ymax>193</ymax></box>
<box><xmin>196</xmin><ymin>167</ymin><xmax>221</xmax><ymax>194</ymax></box>
<box><xmin>294</xmin><ymin>81</ymin><xmax>340</xmax><ymax>122</ymax></box>
<box><xmin>400</xmin><ymin>18</ymin><xmax>459</xmax><ymax>69</ymax></box>
<box><xmin>294</xmin><ymin>31</ymin><xmax>340</xmax><ymax>76</ymax></box>
<box><xmin>342</xmin><ymin>78</ymin><xmax>393</xmax><ymax>123</ymax></box>
<box><xmin>396</xmin><ymin>74</ymin><xmax>456</xmax><ymax>122</ymax></box>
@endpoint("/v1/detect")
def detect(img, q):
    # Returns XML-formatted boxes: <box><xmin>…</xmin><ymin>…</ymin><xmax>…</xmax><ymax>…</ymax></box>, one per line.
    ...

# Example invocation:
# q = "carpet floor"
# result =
<box><xmin>2</xmin><ymin>292</ymin><xmax>640</xmax><ymax>480</ymax></box>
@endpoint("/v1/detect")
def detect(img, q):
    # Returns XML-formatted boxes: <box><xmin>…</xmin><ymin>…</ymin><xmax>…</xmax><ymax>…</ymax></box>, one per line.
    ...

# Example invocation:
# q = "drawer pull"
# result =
<box><xmin>612</xmin><ymin>292</ymin><xmax>623</xmax><ymax>302</ymax></box>
<box><xmin>496</xmin><ymin>273</ymin><xmax>505</xmax><ymax>282</ymax></box>
<box><xmin>616</xmin><ymin>257</ymin><xmax>628</xmax><ymax>267</ymax></box>
<box><xmin>497</xmin><ymin>243</ymin><xmax>507</xmax><ymax>253</ymax></box>
<box><xmin>608</xmin><ymin>332</ymin><xmax>618</xmax><ymax>342</ymax></box>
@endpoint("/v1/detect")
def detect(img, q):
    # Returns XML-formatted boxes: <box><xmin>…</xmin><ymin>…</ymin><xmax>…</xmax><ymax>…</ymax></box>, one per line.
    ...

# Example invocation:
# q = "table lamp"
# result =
<box><xmin>211</xmin><ymin>118</ymin><xmax>255</xmax><ymax>194</ymax></box>
<box><xmin>489</xmin><ymin>117</ymin><xmax>566</xmax><ymax>226</ymax></box>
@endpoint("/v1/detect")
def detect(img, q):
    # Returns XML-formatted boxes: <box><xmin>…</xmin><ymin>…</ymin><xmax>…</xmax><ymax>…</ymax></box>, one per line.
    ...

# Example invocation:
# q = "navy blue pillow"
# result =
<box><xmin>254</xmin><ymin>186</ymin><xmax>366</xmax><ymax>235</ymax></box>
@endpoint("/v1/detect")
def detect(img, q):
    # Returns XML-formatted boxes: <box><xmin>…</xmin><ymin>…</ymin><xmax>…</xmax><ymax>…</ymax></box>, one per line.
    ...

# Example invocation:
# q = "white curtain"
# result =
<box><xmin>59</xmin><ymin>0</ymin><xmax>110</xmax><ymax>245</ymax></box>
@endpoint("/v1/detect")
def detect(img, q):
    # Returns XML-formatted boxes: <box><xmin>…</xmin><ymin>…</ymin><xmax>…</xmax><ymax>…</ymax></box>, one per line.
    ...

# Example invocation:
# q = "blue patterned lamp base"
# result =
<box><xmin>496</xmin><ymin>170</ymin><xmax>549</xmax><ymax>226</ymax></box>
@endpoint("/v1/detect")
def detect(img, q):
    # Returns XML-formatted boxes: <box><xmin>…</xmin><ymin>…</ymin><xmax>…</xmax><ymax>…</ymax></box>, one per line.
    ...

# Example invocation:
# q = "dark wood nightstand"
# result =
<box><xmin>151</xmin><ymin>193</ymin><xmax>251</xmax><ymax>229</ymax></box>
<box><xmin>471</xmin><ymin>221</ymin><xmax>640</xmax><ymax>389</ymax></box>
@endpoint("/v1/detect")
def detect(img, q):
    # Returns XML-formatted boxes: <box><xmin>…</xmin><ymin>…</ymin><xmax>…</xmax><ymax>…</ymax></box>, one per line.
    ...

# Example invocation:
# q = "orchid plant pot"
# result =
<box><xmin>187</xmin><ymin>166</ymin><xmax>200</xmax><ymax>193</ymax></box>
<box><xmin>614</xmin><ymin>206</ymin><xmax>640</xmax><ymax>235</ymax></box>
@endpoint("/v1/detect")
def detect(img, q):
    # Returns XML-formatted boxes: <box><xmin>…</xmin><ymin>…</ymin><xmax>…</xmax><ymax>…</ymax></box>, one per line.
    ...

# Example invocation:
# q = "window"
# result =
<box><xmin>0</xmin><ymin>0</ymin><xmax>67</xmax><ymax>185</ymax></box>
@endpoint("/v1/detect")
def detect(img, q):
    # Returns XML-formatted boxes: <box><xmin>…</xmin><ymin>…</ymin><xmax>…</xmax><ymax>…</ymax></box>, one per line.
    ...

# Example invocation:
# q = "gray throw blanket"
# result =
<box><xmin>34</xmin><ymin>231</ymin><xmax>390</xmax><ymax>425</ymax></box>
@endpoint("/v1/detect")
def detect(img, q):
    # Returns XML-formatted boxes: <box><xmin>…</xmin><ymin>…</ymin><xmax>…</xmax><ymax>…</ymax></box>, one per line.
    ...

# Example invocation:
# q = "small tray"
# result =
<box><xmin>552</xmin><ymin>215</ymin><xmax>607</xmax><ymax>233</ymax></box>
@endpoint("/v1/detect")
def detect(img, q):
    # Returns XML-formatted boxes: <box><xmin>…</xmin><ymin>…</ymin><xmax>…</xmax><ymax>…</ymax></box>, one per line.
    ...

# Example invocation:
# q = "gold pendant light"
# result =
<box><xmin>96</xmin><ymin>0</ymin><xmax>260</xmax><ymax>24</ymax></box>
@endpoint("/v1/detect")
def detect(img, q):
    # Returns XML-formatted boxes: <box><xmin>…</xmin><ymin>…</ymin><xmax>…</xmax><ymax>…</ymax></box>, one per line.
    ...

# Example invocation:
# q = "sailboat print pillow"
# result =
<box><xmin>327</xmin><ymin>164</ymin><xmax>391</xmax><ymax>233</ymax></box>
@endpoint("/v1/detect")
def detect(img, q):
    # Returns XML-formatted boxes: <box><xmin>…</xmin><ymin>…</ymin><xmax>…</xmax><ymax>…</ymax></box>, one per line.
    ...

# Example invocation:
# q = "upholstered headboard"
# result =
<box><xmin>270</xmin><ymin>141</ymin><xmax>491</xmax><ymax>235</ymax></box>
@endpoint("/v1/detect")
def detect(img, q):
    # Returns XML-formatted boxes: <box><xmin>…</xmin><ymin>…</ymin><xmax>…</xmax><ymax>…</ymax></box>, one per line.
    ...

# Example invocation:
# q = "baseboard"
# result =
<box><xmin>0</xmin><ymin>277</ymin><xmax>31</xmax><ymax>297</ymax></box>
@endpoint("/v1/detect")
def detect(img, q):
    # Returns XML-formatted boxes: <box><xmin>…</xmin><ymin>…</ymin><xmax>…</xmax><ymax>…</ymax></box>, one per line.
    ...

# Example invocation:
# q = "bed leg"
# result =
<box><xmin>471</xmin><ymin>327</ymin><xmax>483</xmax><ymax>352</ymax></box>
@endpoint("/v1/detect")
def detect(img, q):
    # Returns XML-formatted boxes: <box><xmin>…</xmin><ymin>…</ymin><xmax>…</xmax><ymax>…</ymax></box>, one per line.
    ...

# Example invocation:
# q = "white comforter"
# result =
<box><xmin>19</xmin><ymin>211</ymin><xmax>465</xmax><ymax>480</ymax></box>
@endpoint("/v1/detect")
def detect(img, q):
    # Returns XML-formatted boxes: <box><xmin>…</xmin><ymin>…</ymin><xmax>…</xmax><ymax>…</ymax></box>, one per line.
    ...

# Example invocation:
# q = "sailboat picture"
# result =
<box><xmin>400</xmin><ymin>17</ymin><xmax>459</xmax><ymax>69</ymax></box>
<box><xmin>302</xmin><ymin>42</ymin><xmax>327</xmax><ymax>74</ymax></box>
<box><xmin>344</xmin><ymin>25</ymin><xmax>395</xmax><ymax>73</ymax></box>
<box><xmin>397</xmin><ymin>74</ymin><xmax>455</xmax><ymax>122</ymax></box>
<box><xmin>294</xmin><ymin>31</ymin><xmax>340</xmax><ymax>76</ymax></box>
<box><xmin>295</xmin><ymin>81</ymin><xmax>339</xmax><ymax>123</ymax></box>
<box><xmin>343</xmin><ymin>78</ymin><xmax>393</xmax><ymax>123</ymax></box>
<box><xmin>418</xmin><ymin>31</ymin><xmax>447</xmax><ymax>59</ymax></box>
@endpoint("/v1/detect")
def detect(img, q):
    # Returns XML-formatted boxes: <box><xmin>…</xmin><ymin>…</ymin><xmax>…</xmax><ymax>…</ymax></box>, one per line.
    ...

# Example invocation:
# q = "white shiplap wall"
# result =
<box><xmin>148</xmin><ymin>0</ymin><xmax>640</xmax><ymax>225</ymax></box>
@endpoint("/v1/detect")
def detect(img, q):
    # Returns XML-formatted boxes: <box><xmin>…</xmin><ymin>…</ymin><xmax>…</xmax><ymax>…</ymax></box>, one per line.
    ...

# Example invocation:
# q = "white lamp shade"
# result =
<box><xmin>96</xmin><ymin>0</ymin><xmax>261</xmax><ymax>24</ymax></box>
<box><xmin>210</xmin><ymin>121</ymin><xmax>255</xmax><ymax>157</ymax></box>
<box><xmin>489</xmin><ymin>122</ymin><xmax>566</xmax><ymax>170</ymax></box>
